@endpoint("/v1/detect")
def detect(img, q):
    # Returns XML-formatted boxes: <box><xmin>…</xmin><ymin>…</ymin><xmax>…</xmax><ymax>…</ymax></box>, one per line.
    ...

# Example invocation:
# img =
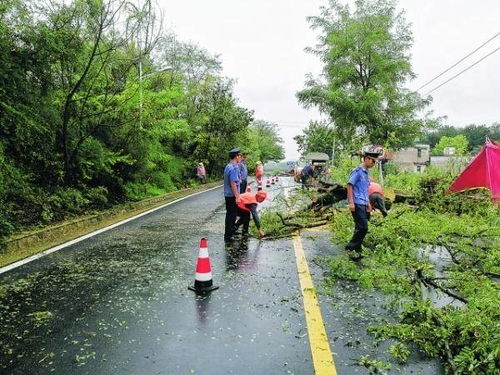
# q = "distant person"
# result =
<box><xmin>255</xmin><ymin>161</ymin><xmax>264</xmax><ymax>189</ymax></box>
<box><xmin>238</xmin><ymin>153</ymin><xmax>248</xmax><ymax>193</ymax></box>
<box><xmin>345</xmin><ymin>151</ymin><xmax>379</xmax><ymax>258</ymax></box>
<box><xmin>300</xmin><ymin>164</ymin><xmax>316</xmax><ymax>189</ymax></box>
<box><xmin>196</xmin><ymin>162</ymin><xmax>206</xmax><ymax>183</ymax></box>
<box><xmin>235</xmin><ymin>190</ymin><xmax>267</xmax><ymax>238</ymax></box>
<box><xmin>224</xmin><ymin>148</ymin><xmax>242</xmax><ymax>243</ymax></box>
<box><xmin>368</xmin><ymin>178</ymin><xmax>388</xmax><ymax>217</ymax></box>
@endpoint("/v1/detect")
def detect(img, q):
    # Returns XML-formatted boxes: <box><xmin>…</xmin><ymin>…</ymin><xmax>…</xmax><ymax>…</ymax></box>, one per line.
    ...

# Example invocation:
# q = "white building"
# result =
<box><xmin>392</xmin><ymin>144</ymin><xmax>430</xmax><ymax>172</ymax></box>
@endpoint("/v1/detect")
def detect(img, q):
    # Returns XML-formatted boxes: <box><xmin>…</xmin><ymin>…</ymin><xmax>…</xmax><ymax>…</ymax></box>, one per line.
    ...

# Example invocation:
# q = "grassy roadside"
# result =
<box><xmin>0</xmin><ymin>182</ymin><xmax>221</xmax><ymax>269</ymax></box>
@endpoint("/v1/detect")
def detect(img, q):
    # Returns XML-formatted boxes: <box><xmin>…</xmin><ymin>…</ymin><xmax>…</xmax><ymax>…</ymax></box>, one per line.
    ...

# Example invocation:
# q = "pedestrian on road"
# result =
<box><xmin>345</xmin><ymin>151</ymin><xmax>379</xmax><ymax>258</ymax></box>
<box><xmin>235</xmin><ymin>190</ymin><xmax>267</xmax><ymax>238</ymax></box>
<box><xmin>224</xmin><ymin>148</ymin><xmax>242</xmax><ymax>243</ymax></box>
<box><xmin>255</xmin><ymin>161</ymin><xmax>264</xmax><ymax>189</ymax></box>
<box><xmin>239</xmin><ymin>153</ymin><xmax>248</xmax><ymax>193</ymax></box>
<box><xmin>196</xmin><ymin>162</ymin><xmax>206</xmax><ymax>183</ymax></box>
<box><xmin>368</xmin><ymin>177</ymin><xmax>388</xmax><ymax>217</ymax></box>
<box><xmin>300</xmin><ymin>164</ymin><xmax>316</xmax><ymax>189</ymax></box>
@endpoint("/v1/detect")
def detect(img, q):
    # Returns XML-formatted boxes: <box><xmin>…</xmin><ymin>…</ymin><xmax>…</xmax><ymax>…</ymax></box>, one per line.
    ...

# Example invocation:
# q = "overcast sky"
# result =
<box><xmin>158</xmin><ymin>0</ymin><xmax>500</xmax><ymax>159</ymax></box>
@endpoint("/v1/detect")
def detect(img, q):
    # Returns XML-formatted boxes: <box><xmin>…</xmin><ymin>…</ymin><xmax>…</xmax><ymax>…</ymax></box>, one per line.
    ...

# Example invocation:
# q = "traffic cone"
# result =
<box><xmin>188</xmin><ymin>238</ymin><xmax>219</xmax><ymax>294</ymax></box>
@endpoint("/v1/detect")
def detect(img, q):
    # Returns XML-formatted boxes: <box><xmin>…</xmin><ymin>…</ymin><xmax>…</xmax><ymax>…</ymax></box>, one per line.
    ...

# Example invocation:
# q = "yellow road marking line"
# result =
<box><xmin>293</xmin><ymin>233</ymin><xmax>337</xmax><ymax>375</ymax></box>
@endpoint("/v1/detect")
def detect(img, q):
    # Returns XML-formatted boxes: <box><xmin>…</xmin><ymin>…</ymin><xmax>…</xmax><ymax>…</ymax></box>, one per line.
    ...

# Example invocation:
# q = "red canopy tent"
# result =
<box><xmin>449</xmin><ymin>138</ymin><xmax>500</xmax><ymax>203</ymax></box>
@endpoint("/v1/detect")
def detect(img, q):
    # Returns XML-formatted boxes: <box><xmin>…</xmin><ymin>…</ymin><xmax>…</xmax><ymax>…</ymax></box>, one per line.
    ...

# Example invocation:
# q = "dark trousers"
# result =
<box><xmin>240</xmin><ymin>179</ymin><xmax>248</xmax><ymax>193</ymax></box>
<box><xmin>301</xmin><ymin>175</ymin><xmax>310</xmax><ymax>189</ymax></box>
<box><xmin>225</xmin><ymin>196</ymin><xmax>238</xmax><ymax>242</ymax></box>
<box><xmin>235</xmin><ymin>208</ymin><xmax>250</xmax><ymax>234</ymax></box>
<box><xmin>370</xmin><ymin>193</ymin><xmax>388</xmax><ymax>217</ymax></box>
<box><xmin>346</xmin><ymin>204</ymin><xmax>370</xmax><ymax>252</ymax></box>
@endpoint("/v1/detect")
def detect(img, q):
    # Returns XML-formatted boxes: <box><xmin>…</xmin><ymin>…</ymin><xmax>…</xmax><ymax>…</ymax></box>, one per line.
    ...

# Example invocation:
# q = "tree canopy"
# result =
<box><xmin>297</xmin><ymin>0</ymin><xmax>435</xmax><ymax>151</ymax></box>
<box><xmin>293</xmin><ymin>121</ymin><xmax>335</xmax><ymax>157</ymax></box>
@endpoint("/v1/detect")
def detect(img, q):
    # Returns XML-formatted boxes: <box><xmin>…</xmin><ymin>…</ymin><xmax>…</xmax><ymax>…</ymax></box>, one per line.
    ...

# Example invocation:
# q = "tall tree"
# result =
<box><xmin>33</xmin><ymin>0</ymin><xmax>160</xmax><ymax>185</ymax></box>
<box><xmin>297</xmin><ymin>0</ymin><xmax>434</xmax><ymax>150</ymax></box>
<box><xmin>191</xmin><ymin>78</ymin><xmax>254</xmax><ymax>175</ymax></box>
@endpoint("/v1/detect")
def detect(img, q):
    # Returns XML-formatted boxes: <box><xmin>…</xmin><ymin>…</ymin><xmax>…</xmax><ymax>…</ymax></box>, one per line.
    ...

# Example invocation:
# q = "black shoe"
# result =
<box><xmin>348</xmin><ymin>251</ymin><xmax>363</xmax><ymax>261</ymax></box>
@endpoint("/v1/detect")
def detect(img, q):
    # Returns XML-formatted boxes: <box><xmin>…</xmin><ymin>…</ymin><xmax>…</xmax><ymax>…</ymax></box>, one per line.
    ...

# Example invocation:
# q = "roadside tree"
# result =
<box><xmin>247</xmin><ymin>120</ymin><xmax>285</xmax><ymax>166</ymax></box>
<box><xmin>297</xmin><ymin>0</ymin><xmax>434</xmax><ymax>149</ymax></box>
<box><xmin>293</xmin><ymin>121</ymin><xmax>335</xmax><ymax>157</ymax></box>
<box><xmin>432</xmin><ymin>135</ymin><xmax>469</xmax><ymax>156</ymax></box>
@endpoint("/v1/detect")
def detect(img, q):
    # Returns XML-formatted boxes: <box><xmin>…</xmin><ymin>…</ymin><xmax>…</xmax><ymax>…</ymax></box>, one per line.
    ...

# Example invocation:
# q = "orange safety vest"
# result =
<box><xmin>256</xmin><ymin>165</ymin><xmax>263</xmax><ymax>178</ymax></box>
<box><xmin>237</xmin><ymin>192</ymin><xmax>258</xmax><ymax>212</ymax></box>
<box><xmin>368</xmin><ymin>182</ymin><xmax>384</xmax><ymax>196</ymax></box>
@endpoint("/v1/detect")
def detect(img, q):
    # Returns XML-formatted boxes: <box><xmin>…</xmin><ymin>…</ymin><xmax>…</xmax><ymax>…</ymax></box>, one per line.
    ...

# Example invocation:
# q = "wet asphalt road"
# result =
<box><xmin>0</xmin><ymin>177</ymin><xmax>443</xmax><ymax>374</ymax></box>
<box><xmin>0</xmin><ymin>179</ymin><xmax>313</xmax><ymax>375</ymax></box>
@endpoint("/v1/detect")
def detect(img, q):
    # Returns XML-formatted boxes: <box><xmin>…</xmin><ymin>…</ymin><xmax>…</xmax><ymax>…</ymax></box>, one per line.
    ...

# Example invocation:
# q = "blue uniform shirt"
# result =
<box><xmin>224</xmin><ymin>162</ymin><xmax>241</xmax><ymax>197</ymax></box>
<box><xmin>239</xmin><ymin>162</ymin><xmax>248</xmax><ymax>180</ymax></box>
<box><xmin>348</xmin><ymin>165</ymin><xmax>370</xmax><ymax>205</ymax></box>
<box><xmin>301</xmin><ymin>164</ymin><xmax>314</xmax><ymax>177</ymax></box>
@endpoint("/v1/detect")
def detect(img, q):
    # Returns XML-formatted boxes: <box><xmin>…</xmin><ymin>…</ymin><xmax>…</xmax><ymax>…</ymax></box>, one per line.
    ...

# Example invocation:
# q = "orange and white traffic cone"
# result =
<box><xmin>188</xmin><ymin>238</ymin><xmax>219</xmax><ymax>294</ymax></box>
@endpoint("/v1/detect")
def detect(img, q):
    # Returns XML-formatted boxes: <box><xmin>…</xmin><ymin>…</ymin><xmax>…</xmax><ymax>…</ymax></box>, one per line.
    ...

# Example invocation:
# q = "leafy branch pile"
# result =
<box><xmin>252</xmin><ymin>189</ymin><xmax>337</xmax><ymax>239</ymax></box>
<box><xmin>326</xmin><ymin>176</ymin><xmax>500</xmax><ymax>374</ymax></box>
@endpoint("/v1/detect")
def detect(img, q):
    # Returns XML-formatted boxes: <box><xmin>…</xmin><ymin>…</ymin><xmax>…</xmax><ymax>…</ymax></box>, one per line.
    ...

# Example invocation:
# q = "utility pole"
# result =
<box><xmin>139</xmin><ymin>59</ymin><xmax>143</xmax><ymax>129</ymax></box>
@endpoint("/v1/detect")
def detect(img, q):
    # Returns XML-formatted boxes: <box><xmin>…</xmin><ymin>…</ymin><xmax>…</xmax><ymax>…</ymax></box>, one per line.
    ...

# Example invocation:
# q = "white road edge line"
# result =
<box><xmin>0</xmin><ymin>185</ymin><xmax>223</xmax><ymax>275</ymax></box>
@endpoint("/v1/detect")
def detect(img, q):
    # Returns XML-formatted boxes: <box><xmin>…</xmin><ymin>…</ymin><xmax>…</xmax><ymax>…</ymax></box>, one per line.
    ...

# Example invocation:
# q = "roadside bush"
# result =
<box><xmin>123</xmin><ymin>182</ymin><xmax>167</xmax><ymax>200</ymax></box>
<box><xmin>44</xmin><ymin>188</ymin><xmax>89</xmax><ymax>222</ymax></box>
<box><xmin>83</xmin><ymin>186</ymin><xmax>109</xmax><ymax>209</ymax></box>
<box><xmin>0</xmin><ymin>210</ymin><xmax>13</xmax><ymax>250</ymax></box>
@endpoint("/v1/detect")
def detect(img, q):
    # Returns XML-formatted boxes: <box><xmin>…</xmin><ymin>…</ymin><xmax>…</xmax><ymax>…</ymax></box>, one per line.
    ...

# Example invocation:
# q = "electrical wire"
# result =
<box><xmin>424</xmin><ymin>45</ymin><xmax>500</xmax><ymax>95</ymax></box>
<box><xmin>416</xmin><ymin>30</ymin><xmax>500</xmax><ymax>91</ymax></box>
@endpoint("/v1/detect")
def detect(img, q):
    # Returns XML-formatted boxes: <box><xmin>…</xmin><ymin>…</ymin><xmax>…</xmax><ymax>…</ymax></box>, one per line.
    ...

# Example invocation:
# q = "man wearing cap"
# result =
<box><xmin>224</xmin><ymin>147</ymin><xmax>242</xmax><ymax>243</ymax></box>
<box><xmin>345</xmin><ymin>151</ymin><xmax>379</xmax><ymax>258</ymax></box>
<box><xmin>235</xmin><ymin>189</ymin><xmax>267</xmax><ymax>238</ymax></box>
<box><xmin>238</xmin><ymin>153</ymin><xmax>248</xmax><ymax>193</ymax></box>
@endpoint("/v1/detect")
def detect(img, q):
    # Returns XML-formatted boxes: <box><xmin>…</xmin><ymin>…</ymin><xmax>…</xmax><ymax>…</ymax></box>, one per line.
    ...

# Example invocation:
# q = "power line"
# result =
<box><xmin>417</xmin><ymin>30</ymin><xmax>500</xmax><ymax>91</ymax></box>
<box><xmin>424</xmin><ymin>45</ymin><xmax>500</xmax><ymax>95</ymax></box>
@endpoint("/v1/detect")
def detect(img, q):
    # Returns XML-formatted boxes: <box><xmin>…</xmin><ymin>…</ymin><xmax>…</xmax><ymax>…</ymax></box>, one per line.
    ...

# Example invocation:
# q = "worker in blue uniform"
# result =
<box><xmin>224</xmin><ymin>147</ymin><xmax>242</xmax><ymax>243</ymax></box>
<box><xmin>238</xmin><ymin>152</ymin><xmax>248</xmax><ymax>193</ymax></box>
<box><xmin>345</xmin><ymin>151</ymin><xmax>379</xmax><ymax>259</ymax></box>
